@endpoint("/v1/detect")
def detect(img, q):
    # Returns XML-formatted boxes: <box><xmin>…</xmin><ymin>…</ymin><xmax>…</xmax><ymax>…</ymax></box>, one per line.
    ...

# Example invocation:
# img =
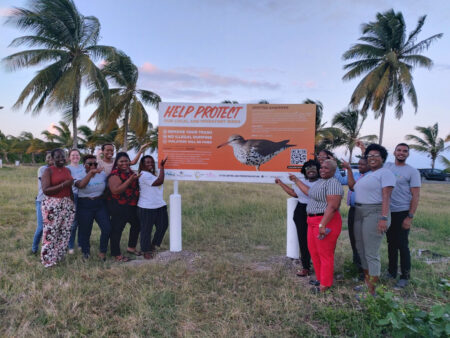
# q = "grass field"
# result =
<box><xmin>0</xmin><ymin>166</ymin><xmax>448</xmax><ymax>336</ymax></box>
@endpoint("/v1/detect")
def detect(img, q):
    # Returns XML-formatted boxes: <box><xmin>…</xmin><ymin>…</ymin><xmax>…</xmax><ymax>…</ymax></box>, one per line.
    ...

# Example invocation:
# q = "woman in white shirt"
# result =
<box><xmin>137</xmin><ymin>155</ymin><xmax>168</xmax><ymax>259</ymax></box>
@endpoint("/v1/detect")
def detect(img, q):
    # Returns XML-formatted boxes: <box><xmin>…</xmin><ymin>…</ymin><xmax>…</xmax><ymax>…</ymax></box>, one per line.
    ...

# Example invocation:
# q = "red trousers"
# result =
<box><xmin>307</xmin><ymin>212</ymin><xmax>342</xmax><ymax>287</ymax></box>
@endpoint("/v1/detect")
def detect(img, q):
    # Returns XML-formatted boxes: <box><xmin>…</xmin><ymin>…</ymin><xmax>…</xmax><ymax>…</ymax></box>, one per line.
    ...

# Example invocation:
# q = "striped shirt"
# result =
<box><xmin>306</xmin><ymin>177</ymin><xmax>344</xmax><ymax>214</ymax></box>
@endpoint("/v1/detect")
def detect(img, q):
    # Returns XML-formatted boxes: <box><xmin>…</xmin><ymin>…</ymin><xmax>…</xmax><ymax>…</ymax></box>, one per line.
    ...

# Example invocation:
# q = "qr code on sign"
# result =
<box><xmin>290</xmin><ymin>149</ymin><xmax>307</xmax><ymax>165</ymax></box>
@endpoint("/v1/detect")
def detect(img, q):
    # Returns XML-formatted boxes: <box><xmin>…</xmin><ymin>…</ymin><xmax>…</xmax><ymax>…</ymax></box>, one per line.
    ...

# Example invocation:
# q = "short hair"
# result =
<box><xmin>51</xmin><ymin>148</ymin><xmax>65</xmax><ymax>158</ymax></box>
<box><xmin>323</xmin><ymin>159</ymin><xmax>337</xmax><ymax>172</ymax></box>
<box><xmin>112</xmin><ymin>152</ymin><xmax>130</xmax><ymax>169</ymax></box>
<box><xmin>364</xmin><ymin>143</ymin><xmax>388</xmax><ymax>162</ymax></box>
<box><xmin>301</xmin><ymin>159</ymin><xmax>320</xmax><ymax>176</ymax></box>
<box><xmin>102</xmin><ymin>143</ymin><xmax>114</xmax><ymax>151</ymax></box>
<box><xmin>82</xmin><ymin>154</ymin><xmax>96</xmax><ymax>164</ymax></box>
<box><xmin>68</xmin><ymin>148</ymin><xmax>81</xmax><ymax>157</ymax></box>
<box><xmin>395</xmin><ymin>143</ymin><xmax>410</xmax><ymax>150</ymax></box>
<box><xmin>139</xmin><ymin>155</ymin><xmax>155</xmax><ymax>174</ymax></box>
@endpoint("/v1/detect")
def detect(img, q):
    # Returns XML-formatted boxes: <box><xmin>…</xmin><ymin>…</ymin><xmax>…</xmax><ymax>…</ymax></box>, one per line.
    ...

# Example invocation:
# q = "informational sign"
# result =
<box><xmin>158</xmin><ymin>103</ymin><xmax>316</xmax><ymax>183</ymax></box>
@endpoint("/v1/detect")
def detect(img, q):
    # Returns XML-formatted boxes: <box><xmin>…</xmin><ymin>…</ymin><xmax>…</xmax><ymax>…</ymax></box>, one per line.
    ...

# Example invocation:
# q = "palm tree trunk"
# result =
<box><xmin>348</xmin><ymin>146</ymin><xmax>354</xmax><ymax>163</ymax></box>
<box><xmin>72</xmin><ymin>69</ymin><xmax>81</xmax><ymax>150</ymax></box>
<box><xmin>3</xmin><ymin>151</ymin><xmax>9</xmax><ymax>163</ymax></box>
<box><xmin>431</xmin><ymin>157</ymin><xmax>435</xmax><ymax>169</ymax></box>
<box><xmin>378</xmin><ymin>100</ymin><xmax>388</xmax><ymax>145</ymax></box>
<box><xmin>123</xmin><ymin>109</ymin><xmax>129</xmax><ymax>151</ymax></box>
<box><xmin>31</xmin><ymin>152</ymin><xmax>35</xmax><ymax>164</ymax></box>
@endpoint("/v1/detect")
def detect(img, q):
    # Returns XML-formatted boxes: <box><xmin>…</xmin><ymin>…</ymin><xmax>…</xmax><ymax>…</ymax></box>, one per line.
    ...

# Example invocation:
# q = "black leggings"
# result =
<box><xmin>108</xmin><ymin>201</ymin><xmax>140</xmax><ymax>256</ymax></box>
<box><xmin>293</xmin><ymin>203</ymin><xmax>311</xmax><ymax>270</ymax></box>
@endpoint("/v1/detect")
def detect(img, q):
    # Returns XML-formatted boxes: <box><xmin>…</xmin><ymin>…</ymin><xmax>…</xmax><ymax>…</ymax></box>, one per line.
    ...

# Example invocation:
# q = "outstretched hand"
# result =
<box><xmin>139</xmin><ymin>143</ymin><xmax>150</xmax><ymax>152</ymax></box>
<box><xmin>160</xmin><ymin>156</ymin><xmax>168</xmax><ymax>167</ymax></box>
<box><xmin>341</xmin><ymin>160</ymin><xmax>351</xmax><ymax>170</ymax></box>
<box><xmin>288</xmin><ymin>173</ymin><xmax>298</xmax><ymax>182</ymax></box>
<box><xmin>275</xmin><ymin>178</ymin><xmax>281</xmax><ymax>184</ymax></box>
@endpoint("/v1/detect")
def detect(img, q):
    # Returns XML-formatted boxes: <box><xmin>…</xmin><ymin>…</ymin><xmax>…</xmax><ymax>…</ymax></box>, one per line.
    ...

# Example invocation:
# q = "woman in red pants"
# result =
<box><xmin>289</xmin><ymin>159</ymin><xmax>344</xmax><ymax>293</ymax></box>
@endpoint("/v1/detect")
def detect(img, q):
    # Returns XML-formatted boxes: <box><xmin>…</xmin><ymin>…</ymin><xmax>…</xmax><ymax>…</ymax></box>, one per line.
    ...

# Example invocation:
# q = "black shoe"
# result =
<box><xmin>82</xmin><ymin>253</ymin><xmax>90</xmax><ymax>260</ymax></box>
<box><xmin>309</xmin><ymin>279</ymin><xmax>320</xmax><ymax>286</ymax></box>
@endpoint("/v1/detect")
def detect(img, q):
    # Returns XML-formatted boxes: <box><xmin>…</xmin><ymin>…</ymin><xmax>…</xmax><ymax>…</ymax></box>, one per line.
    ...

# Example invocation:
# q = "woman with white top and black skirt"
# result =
<box><xmin>137</xmin><ymin>155</ymin><xmax>168</xmax><ymax>260</ymax></box>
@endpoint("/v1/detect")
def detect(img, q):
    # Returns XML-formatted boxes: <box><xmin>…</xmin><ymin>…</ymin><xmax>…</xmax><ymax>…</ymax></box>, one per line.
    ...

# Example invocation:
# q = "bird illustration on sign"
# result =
<box><xmin>217</xmin><ymin>134</ymin><xmax>295</xmax><ymax>170</ymax></box>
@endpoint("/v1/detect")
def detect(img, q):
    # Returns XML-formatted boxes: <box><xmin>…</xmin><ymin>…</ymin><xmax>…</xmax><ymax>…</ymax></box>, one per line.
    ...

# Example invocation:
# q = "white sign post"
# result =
<box><xmin>169</xmin><ymin>180</ymin><xmax>182</xmax><ymax>252</ymax></box>
<box><xmin>0</xmin><ymin>159</ymin><xmax>2</xmax><ymax>168</ymax></box>
<box><xmin>286</xmin><ymin>197</ymin><xmax>300</xmax><ymax>259</ymax></box>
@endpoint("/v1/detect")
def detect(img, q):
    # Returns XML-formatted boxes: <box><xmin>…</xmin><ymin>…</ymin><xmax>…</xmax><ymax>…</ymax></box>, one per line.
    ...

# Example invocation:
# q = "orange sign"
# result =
<box><xmin>158</xmin><ymin>103</ymin><xmax>316</xmax><ymax>183</ymax></box>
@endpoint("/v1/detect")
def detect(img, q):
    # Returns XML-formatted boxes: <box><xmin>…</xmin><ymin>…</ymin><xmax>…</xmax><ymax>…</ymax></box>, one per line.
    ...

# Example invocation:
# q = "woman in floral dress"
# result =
<box><xmin>40</xmin><ymin>149</ymin><xmax>75</xmax><ymax>267</ymax></box>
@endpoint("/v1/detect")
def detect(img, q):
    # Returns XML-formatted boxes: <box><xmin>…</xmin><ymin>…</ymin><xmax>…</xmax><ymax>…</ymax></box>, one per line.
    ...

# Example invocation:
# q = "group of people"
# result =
<box><xmin>276</xmin><ymin>142</ymin><xmax>421</xmax><ymax>295</ymax></box>
<box><xmin>32</xmin><ymin>144</ymin><xmax>169</xmax><ymax>267</ymax></box>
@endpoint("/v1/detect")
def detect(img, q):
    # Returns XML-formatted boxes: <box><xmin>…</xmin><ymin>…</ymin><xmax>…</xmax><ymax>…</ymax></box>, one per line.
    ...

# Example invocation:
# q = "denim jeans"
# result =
<box><xmin>68</xmin><ymin>194</ymin><xmax>80</xmax><ymax>249</ymax></box>
<box><xmin>32</xmin><ymin>200</ymin><xmax>44</xmax><ymax>253</ymax></box>
<box><xmin>77</xmin><ymin>198</ymin><xmax>111</xmax><ymax>254</ymax></box>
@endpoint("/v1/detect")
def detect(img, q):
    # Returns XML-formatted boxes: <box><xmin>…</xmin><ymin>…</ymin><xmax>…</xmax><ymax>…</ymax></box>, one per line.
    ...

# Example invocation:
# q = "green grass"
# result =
<box><xmin>0</xmin><ymin>166</ymin><xmax>448</xmax><ymax>336</ymax></box>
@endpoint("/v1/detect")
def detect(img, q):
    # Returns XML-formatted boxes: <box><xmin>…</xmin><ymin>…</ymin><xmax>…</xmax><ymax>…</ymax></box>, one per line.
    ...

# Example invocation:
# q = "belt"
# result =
<box><xmin>308</xmin><ymin>213</ymin><xmax>324</xmax><ymax>217</ymax></box>
<box><xmin>79</xmin><ymin>196</ymin><xmax>104</xmax><ymax>200</ymax></box>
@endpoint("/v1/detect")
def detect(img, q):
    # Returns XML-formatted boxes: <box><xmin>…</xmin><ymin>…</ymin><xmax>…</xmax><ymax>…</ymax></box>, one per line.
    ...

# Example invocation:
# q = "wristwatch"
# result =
<box><xmin>379</xmin><ymin>215</ymin><xmax>388</xmax><ymax>221</ymax></box>
<box><xmin>407</xmin><ymin>213</ymin><xmax>414</xmax><ymax>219</ymax></box>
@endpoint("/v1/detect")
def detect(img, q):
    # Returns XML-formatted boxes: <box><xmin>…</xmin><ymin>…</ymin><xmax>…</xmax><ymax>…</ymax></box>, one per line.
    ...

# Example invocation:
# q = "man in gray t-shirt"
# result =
<box><xmin>384</xmin><ymin>143</ymin><xmax>421</xmax><ymax>288</ymax></box>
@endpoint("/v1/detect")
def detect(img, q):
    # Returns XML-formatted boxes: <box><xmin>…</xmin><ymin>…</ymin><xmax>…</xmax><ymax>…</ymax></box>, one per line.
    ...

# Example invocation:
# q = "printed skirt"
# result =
<box><xmin>41</xmin><ymin>196</ymin><xmax>75</xmax><ymax>267</ymax></box>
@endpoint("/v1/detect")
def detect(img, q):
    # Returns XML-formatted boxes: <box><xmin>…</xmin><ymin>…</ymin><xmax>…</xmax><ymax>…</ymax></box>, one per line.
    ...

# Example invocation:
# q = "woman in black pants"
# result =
<box><xmin>107</xmin><ymin>152</ymin><xmax>141</xmax><ymax>262</ymax></box>
<box><xmin>137</xmin><ymin>155</ymin><xmax>168</xmax><ymax>259</ymax></box>
<box><xmin>275</xmin><ymin>160</ymin><xmax>320</xmax><ymax>276</ymax></box>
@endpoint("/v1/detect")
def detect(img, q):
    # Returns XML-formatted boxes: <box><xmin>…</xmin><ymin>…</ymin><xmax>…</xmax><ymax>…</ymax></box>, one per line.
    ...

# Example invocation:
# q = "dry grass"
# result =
<box><xmin>0</xmin><ymin>166</ymin><xmax>448</xmax><ymax>337</ymax></box>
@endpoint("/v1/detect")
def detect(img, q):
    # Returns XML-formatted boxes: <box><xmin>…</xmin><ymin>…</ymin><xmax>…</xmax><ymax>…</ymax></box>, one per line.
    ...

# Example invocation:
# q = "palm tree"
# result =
<box><xmin>18</xmin><ymin>132</ymin><xmax>46</xmax><ymax>163</ymax></box>
<box><xmin>302</xmin><ymin>99</ymin><xmax>345</xmax><ymax>153</ymax></box>
<box><xmin>342</xmin><ymin>9</ymin><xmax>442</xmax><ymax>144</ymax></box>
<box><xmin>221</xmin><ymin>100</ymin><xmax>239</xmax><ymax>104</ymax></box>
<box><xmin>41</xmin><ymin>121</ymin><xmax>75</xmax><ymax>151</ymax></box>
<box><xmin>0</xmin><ymin>131</ymin><xmax>13</xmax><ymax>163</ymax></box>
<box><xmin>128</xmin><ymin>125</ymin><xmax>159</xmax><ymax>154</ymax></box>
<box><xmin>331</xmin><ymin>109</ymin><xmax>377</xmax><ymax>162</ymax></box>
<box><xmin>88</xmin><ymin>51</ymin><xmax>160</xmax><ymax>151</ymax></box>
<box><xmin>405</xmin><ymin>123</ymin><xmax>445</xmax><ymax>169</ymax></box>
<box><xmin>3</xmin><ymin>0</ymin><xmax>116</xmax><ymax>149</ymax></box>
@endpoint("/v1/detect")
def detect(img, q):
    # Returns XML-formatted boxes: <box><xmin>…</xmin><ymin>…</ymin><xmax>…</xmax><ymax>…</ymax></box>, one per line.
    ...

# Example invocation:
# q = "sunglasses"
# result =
<box><xmin>86</xmin><ymin>162</ymin><xmax>98</xmax><ymax>167</ymax></box>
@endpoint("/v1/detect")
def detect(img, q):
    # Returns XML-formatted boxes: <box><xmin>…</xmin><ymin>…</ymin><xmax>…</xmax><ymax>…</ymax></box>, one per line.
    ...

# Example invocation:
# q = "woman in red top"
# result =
<box><xmin>108</xmin><ymin>152</ymin><xmax>141</xmax><ymax>262</ymax></box>
<box><xmin>40</xmin><ymin>149</ymin><xmax>75</xmax><ymax>267</ymax></box>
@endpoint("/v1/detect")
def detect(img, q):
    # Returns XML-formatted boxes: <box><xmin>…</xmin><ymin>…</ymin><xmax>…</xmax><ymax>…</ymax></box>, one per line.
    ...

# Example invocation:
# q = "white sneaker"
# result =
<box><xmin>68</xmin><ymin>249</ymin><xmax>75</xmax><ymax>254</ymax></box>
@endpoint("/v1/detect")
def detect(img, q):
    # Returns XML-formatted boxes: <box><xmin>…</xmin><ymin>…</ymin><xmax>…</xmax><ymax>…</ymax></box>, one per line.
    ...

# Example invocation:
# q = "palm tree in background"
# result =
<box><xmin>128</xmin><ymin>126</ymin><xmax>159</xmax><ymax>154</ymax></box>
<box><xmin>18</xmin><ymin>132</ymin><xmax>47</xmax><ymax>163</ymax></box>
<box><xmin>41</xmin><ymin>121</ymin><xmax>75</xmax><ymax>151</ymax></box>
<box><xmin>88</xmin><ymin>51</ymin><xmax>160</xmax><ymax>151</ymax></box>
<box><xmin>3</xmin><ymin>0</ymin><xmax>116</xmax><ymax>149</ymax></box>
<box><xmin>302</xmin><ymin>99</ymin><xmax>345</xmax><ymax>153</ymax></box>
<box><xmin>405</xmin><ymin>123</ymin><xmax>445</xmax><ymax>169</ymax></box>
<box><xmin>342</xmin><ymin>9</ymin><xmax>442</xmax><ymax>144</ymax></box>
<box><xmin>331</xmin><ymin>109</ymin><xmax>378</xmax><ymax>162</ymax></box>
<box><xmin>221</xmin><ymin>100</ymin><xmax>239</xmax><ymax>104</ymax></box>
<box><xmin>0</xmin><ymin>131</ymin><xmax>13</xmax><ymax>163</ymax></box>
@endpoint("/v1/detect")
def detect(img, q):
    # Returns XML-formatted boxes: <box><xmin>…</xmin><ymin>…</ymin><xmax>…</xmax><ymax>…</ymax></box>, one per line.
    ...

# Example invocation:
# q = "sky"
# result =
<box><xmin>0</xmin><ymin>0</ymin><xmax>449</xmax><ymax>168</ymax></box>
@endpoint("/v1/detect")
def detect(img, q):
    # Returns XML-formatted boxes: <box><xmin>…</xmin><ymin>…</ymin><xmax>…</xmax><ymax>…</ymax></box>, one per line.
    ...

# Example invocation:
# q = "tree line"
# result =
<box><xmin>0</xmin><ymin>1</ymin><xmax>447</xmax><ymax>169</ymax></box>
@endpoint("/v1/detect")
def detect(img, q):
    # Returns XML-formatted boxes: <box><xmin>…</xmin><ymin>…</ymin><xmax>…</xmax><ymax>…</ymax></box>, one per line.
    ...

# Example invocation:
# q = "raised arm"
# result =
<box><xmin>289</xmin><ymin>173</ymin><xmax>310</xmax><ymax>195</ymax></box>
<box><xmin>130</xmin><ymin>143</ymin><xmax>150</xmax><ymax>165</ymax></box>
<box><xmin>275</xmin><ymin>178</ymin><xmax>297</xmax><ymax>198</ymax></box>
<box><xmin>341</xmin><ymin>160</ymin><xmax>356</xmax><ymax>190</ymax></box>
<box><xmin>152</xmin><ymin>156</ymin><xmax>167</xmax><ymax>187</ymax></box>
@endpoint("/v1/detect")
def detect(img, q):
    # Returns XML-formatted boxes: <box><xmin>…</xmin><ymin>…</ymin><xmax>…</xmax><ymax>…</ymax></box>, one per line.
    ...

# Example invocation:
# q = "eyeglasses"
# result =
<box><xmin>86</xmin><ymin>162</ymin><xmax>98</xmax><ymax>167</ymax></box>
<box><xmin>366</xmin><ymin>154</ymin><xmax>381</xmax><ymax>158</ymax></box>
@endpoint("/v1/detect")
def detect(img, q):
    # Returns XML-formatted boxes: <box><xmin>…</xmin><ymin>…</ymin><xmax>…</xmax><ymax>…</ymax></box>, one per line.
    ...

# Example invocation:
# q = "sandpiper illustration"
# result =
<box><xmin>217</xmin><ymin>134</ymin><xmax>295</xmax><ymax>170</ymax></box>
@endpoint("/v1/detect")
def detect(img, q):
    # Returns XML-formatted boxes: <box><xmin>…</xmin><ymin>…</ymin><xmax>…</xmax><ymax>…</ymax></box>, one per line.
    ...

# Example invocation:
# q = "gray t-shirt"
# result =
<box><xmin>384</xmin><ymin>162</ymin><xmax>421</xmax><ymax>212</ymax></box>
<box><xmin>354</xmin><ymin>168</ymin><xmax>396</xmax><ymax>204</ymax></box>
<box><xmin>76</xmin><ymin>172</ymin><xmax>107</xmax><ymax>198</ymax></box>
<box><xmin>67</xmin><ymin>164</ymin><xmax>85</xmax><ymax>195</ymax></box>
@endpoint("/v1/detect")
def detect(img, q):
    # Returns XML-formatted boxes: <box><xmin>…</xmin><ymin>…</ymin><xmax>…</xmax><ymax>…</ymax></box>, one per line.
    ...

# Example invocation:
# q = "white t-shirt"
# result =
<box><xmin>138</xmin><ymin>171</ymin><xmax>166</xmax><ymax>209</ymax></box>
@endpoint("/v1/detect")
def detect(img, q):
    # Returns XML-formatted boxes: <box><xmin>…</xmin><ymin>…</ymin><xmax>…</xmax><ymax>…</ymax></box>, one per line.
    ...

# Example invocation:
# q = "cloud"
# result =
<box><xmin>435</xmin><ymin>63</ymin><xmax>450</xmax><ymax>71</ymax></box>
<box><xmin>0</xmin><ymin>7</ymin><xmax>15</xmax><ymax>17</ymax></box>
<box><xmin>291</xmin><ymin>80</ymin><xmax>318</xmax><ymax>89</ymax></box>
<box><xmin>138</xmin><ymin>62</ymin><xmax>280</xmax><ymax>100</ymax></box>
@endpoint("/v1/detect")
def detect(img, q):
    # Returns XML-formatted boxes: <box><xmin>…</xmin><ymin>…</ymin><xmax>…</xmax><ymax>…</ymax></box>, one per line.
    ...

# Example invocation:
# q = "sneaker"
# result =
<box><xmin>309</xmin><ymin>279</ymin><xmax>320</xmax><ymax>286</ymax></box>
<box><xmin>296</xmin><ymin>269</ymin><xmax>311</xmax><ymax>277</ymax></box>
<box><xmin>68</xmin><ymin>249</ymin><xmax>75</xmax><ymax>254</ymax></box>
<box><xmin>384</xmin><ymin>272</ymin><xmax>396</xmax><ymax>280</ymax></box>
<box><xmin>394</xmin><ymin>279</ymin><xmax>409</xmax><ymax>289</ymax></box>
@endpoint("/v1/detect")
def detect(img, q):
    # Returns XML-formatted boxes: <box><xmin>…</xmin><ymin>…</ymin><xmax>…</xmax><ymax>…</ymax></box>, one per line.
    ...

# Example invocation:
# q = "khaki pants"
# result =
<box><xmin>354</xmin><ymin>204</ymin><xmax>391</xmax><ymax>276</ymax></box>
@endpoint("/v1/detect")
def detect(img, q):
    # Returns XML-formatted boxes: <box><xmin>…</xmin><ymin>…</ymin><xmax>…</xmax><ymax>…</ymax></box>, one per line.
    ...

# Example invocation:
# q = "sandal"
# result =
<box><xmin>126</xmin><ymin>249</ymin><xmax>142</xmax><ymax>256</ymax></box>
<box><xmin>143</xmin><ymin>252</ymin><xmax>154</xmax><ymax>260</ymax></box>
<box><xmin>114</xmin><ymin>255</ymin><xmax>131</xmax><ymax>262</ymax></box>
